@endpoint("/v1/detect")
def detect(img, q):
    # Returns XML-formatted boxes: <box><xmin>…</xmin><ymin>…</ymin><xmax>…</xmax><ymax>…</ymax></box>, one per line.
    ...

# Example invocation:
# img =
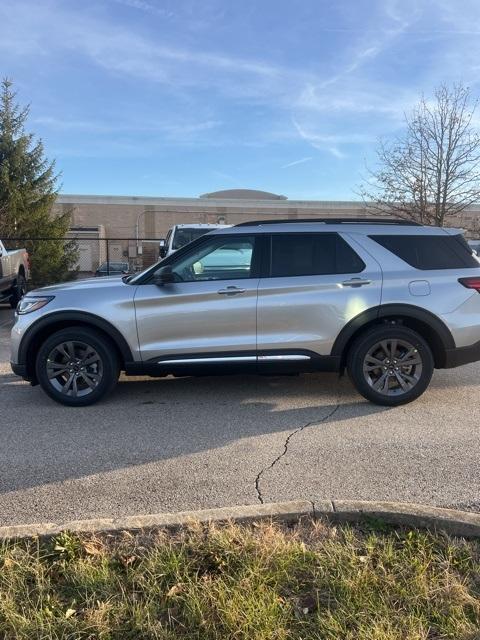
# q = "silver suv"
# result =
<box><xmin>10</xmin><ymin>219</ymin><xmax>480</xmax><ymax>407</ymax></box>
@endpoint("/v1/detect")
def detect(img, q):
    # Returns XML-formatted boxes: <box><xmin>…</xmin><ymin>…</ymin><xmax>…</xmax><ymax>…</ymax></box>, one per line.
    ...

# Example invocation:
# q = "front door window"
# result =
<box><xmin>167</xmin><ymin>237</ymin><xmax>255</xmax><ymax>282</ymax></box>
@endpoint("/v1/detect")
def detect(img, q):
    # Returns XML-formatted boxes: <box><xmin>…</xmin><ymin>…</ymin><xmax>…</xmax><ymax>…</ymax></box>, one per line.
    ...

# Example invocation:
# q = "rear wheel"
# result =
<box><xmin>9</xmin><ymin>273</ymin><xmax>26</xmax><ymax>309</ymax></box>
<box><xmin>35</xmin><ymin>327</ymin><xmax>120</xmax><ymax>406</ymax></box>
<box><xmin>347</xmin><ymin>325</ymin><xmax>434</xmax><ymax>406</ymax></box>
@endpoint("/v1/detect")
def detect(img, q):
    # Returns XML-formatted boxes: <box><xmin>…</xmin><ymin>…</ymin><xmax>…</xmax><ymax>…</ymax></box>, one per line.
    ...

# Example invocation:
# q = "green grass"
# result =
<box><xmin>1</xmin><ymin>518</ymin><xmax>480</xmax><ymax>639</ymax></box>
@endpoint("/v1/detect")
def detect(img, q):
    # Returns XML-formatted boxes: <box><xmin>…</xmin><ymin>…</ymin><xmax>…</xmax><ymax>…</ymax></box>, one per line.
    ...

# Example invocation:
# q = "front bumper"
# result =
<box><xmin>444</xmin><ymin>340</ymin><xmax>480</xmax><ymax>368</ymax></box>
<box><xmin>10</xmin><ymin>362</ymin><xmax>30</xmax><ymax>379</ymax></box>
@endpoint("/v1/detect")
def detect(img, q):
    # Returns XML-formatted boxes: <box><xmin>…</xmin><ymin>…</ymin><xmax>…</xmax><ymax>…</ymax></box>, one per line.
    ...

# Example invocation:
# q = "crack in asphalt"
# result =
<box><xmin>254</xmin><ymin>403</ymin><xmax>341</xmax><ymax>504</ymax></box>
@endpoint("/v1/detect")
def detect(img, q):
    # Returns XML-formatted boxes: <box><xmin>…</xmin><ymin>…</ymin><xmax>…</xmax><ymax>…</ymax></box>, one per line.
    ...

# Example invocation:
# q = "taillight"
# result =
<box><xmin>458</xmin><ymin>277</ymin><xmax>480</xmax><ymax>292</ymax></box>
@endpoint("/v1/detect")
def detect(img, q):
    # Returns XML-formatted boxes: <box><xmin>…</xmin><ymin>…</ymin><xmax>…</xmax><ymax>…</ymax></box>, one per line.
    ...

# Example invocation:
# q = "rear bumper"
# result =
<box><xmin>444</xmin><ymin>341</ymin><xmax>480</xmax><ymax>368</ymax></box>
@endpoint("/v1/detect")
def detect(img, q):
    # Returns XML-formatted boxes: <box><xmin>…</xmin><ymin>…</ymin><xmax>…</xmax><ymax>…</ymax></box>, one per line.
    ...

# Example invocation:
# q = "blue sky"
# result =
<box><xmin>1</xmin><ymin>0</ymin><xmax>480</xmax><ymax>199</ymax></box>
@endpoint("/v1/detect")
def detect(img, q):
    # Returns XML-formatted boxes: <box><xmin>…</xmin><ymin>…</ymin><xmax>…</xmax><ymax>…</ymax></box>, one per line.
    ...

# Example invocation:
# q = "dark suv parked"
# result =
<box><xmin>94</xmin><ymin>261</ymin><xmax>130</xmax><ymax>277</ymax></box>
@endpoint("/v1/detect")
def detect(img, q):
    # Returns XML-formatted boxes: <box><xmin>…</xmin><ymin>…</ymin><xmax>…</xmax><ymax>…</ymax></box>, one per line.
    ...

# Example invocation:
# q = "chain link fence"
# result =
<box><xmin>2</xmin><ymin>236</ymin><xmax>162</xmax><ymax>290</ymax></box>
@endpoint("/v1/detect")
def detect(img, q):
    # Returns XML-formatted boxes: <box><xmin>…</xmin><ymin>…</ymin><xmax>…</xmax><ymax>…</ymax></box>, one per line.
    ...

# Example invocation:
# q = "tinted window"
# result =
<box><xmin>172</xmin><ymin>228</ymin><xmax>212</xmax><ymax>250</ymax></box>
<box><xmin>270</xmin><ymin>233</ymin><xmax>365</xmax><ymax>277</ymax></box>
<box><xmin>371</xmin><ymin>234</ymin><xmax>479</xmax><ymax>270</ymax></box>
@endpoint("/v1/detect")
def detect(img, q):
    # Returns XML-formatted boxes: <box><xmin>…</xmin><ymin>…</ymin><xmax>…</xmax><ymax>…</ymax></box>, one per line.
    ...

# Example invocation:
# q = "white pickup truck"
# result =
<box><xmin>0</xmin><ymin>240</ymin><xmax>29</xmax><ymax>308</ymax></box>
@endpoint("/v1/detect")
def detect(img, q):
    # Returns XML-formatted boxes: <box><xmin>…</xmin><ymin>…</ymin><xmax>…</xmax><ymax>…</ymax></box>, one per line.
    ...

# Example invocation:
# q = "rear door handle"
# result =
<box><xmin>217</xmin><ymin>286</ymin><xmax>246</xmax><ymax>295</ymax></box>
<box><xmin>341</xmin><ymin>278</ymin><xmax>372</xmax><ymax>287</ymax></box>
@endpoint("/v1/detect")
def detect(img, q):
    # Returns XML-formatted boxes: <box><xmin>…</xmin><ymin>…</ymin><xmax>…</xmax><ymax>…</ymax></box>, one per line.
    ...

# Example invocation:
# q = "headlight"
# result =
<box><xmin>17</xmin><ymin>296</ymin><xmax>54</xmax><ymax>315</ymax></box>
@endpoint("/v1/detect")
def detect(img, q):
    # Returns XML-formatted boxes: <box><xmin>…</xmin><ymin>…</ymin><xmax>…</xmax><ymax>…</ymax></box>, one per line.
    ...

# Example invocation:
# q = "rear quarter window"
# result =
<box><xmin>270</xmin><ymin>233</ymin><xmax>365</xmax><ymax>277</ymax></box>
<box><xmin>370</xmin><ymin>234</ymin><xmax>479</xmax><ymax>270</ymax></box>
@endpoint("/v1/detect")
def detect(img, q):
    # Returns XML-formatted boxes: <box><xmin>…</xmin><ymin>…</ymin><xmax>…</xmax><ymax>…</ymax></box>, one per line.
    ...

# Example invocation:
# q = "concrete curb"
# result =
<box><xmin>1</xmin><ymin>500</ymin><xmax>480</xmax><ymax>540</ymax></box>
<box><xmin>328</xmin><ymin>500</ymin><xmax>480</xmax><ymax>538</ymax></box>
<box><xmin>0</xmin><ymin>501</ymin><xmax>315</xmax><ymax>540</ymax></box>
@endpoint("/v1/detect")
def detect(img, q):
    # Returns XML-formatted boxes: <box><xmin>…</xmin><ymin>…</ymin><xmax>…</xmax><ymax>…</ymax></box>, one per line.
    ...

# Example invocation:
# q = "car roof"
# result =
<box><xmin>173</xmin><ymin>223</ymin><xmax>231</xmax><ymax>229</ymax></box>
<box><xmin>208</xmin><ymin>221</ymin><xmax>463</xmax><ymax>236</ymax></box>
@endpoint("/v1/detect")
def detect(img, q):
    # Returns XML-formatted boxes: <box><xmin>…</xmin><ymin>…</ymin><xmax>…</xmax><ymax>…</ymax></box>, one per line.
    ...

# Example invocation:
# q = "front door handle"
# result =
<box><xmin>217</xmin><ymin>286</ymin><xmax>246</xmax><ymax>295</ymax></box>
<box><xmin>341</xmin><ymin>278</ymin><xmax>372</xmax><ymax>287</ymax></box>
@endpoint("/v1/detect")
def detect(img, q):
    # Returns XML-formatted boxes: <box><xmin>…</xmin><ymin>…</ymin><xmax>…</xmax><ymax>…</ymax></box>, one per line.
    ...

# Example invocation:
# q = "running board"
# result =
<box><xmin>158</xmin><ymin>354</ymin><xmax>311</xmax><ymax>364</ymax></box>
<box><xmin>123</xmin><ymin>352</ymin><xmax>341</xmax><ymax>377</ymax></box>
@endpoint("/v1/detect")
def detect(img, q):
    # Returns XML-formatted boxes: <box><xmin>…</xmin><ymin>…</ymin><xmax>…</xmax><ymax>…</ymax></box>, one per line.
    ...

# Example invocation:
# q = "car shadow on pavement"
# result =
<box><xmin>0</xmin><ymin>371</ymin><xmax>390</xmax><ymax>494</ymax></box>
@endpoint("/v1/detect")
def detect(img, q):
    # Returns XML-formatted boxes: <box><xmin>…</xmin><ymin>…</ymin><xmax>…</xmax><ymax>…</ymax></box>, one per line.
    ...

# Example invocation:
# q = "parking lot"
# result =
<box><xmin>1</xmin><ymin>305</ymin><xmax>479</xmax><ymax>527</ymax></box>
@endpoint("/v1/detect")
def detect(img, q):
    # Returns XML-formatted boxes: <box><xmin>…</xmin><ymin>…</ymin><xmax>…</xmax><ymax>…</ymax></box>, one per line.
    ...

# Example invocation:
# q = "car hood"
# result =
<box><xmin>29</xmin><ymin>276</ymin><xmax>130</xmax><ymax>295</ymax></box>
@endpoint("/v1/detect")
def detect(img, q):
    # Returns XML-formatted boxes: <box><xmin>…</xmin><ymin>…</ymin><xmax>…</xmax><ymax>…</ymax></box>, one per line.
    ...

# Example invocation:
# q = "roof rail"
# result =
<box><xmin>235</xmin><ymin>217</ymin><xmax>421</xmax><ymax>227</ymax></box>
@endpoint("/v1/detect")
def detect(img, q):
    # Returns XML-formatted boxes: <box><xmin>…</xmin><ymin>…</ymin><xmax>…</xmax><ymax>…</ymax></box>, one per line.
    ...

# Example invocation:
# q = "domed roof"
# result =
<box><xmin>199</xmin><ymin>189</ymin><xmax>287</xmax><ymax>200</ymax></box>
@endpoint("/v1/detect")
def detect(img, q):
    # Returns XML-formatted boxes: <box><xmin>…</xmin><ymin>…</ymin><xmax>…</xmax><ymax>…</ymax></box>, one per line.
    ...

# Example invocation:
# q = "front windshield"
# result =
<box><xmin>125</xmin><ymin>235</ymin><xmax>207</xmax><ymax>284</ymax></box>
<box><xmin>126</xmin><ymin>233</ymin><xmax>239</xmax><ymax>284</ymax></box>
<box><xmin>172</xmin><ymin>227</ymin><xmax>212</xmax><ymax>249</ymax></box>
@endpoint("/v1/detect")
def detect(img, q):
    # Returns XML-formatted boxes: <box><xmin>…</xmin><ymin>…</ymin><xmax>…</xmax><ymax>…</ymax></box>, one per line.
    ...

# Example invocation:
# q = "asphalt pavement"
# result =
<box><xmin>1</xmin><ymin>305</ymin><xmax>479</xmax><ymax>527</ymax></box>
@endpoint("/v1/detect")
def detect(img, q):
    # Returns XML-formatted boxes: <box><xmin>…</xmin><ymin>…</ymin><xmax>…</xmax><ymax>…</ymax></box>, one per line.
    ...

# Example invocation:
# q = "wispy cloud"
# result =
<box><xmin>33</xmin><ymin>116</ymin><xmax>117</xmax><ymax>134</ymax></box>
<box><xmin>286</xmin><ymin>0</ymin><xmax>425</xmax><ymax>135</ymax></box>
<box><xmin>0</xmin><ymin>0</ymin><xmax>421</xmax><ymax>124</ymax></box>
<box><xmin>327</xmin><ymin>147</ymin><xmax>346</xmax><ymax>159</ymax></box>
<box><xmin>281</xmin><ymin>157</ymin><xmax>312</xmax><ymax>169</ymax></box>
<box><xmin>292</xmin><ymin>118</ymin><xmax>374</xmax><ymax>158</ymax></box>
<box><xmin>110</xmin><ymin>0</ymin><xmax>175</xmax><ymax>19</ymax></box>
<box><xmin>318</xmin><ymin>45</ymin><xmax>382</xmax><ymax>91</ymax></box>
<box><xmin>0</xmin><ymin>0</ymin><xmax>314</xmax><ymax>107</ymax></box>
<box><xmin>34</xmin><ymin>115</ymin><xmax>222</xmax><ymax>139</ymax></box>
<box><xmin>73</xmin><ymin>27</ymin><xmax>284</xmax><ymax>93</ymax></box>
<box><xmin>315</xmin><ymin>1</ymin><xmax>416</xmax><ymax>92</ymax></box>
<box><xmin>5</xmin><ymin>0</ymin><xmax>480</xmax><ymax>193</ymax></box>
<box><xmin>210</xmin><ymin>170</ymin><xmax>240</xmax><ymax>185</ymax></box>
<box><xmin>295</xmin><ymin>82</ymin><xmax>416</xmax><ymax>125</ymax></box>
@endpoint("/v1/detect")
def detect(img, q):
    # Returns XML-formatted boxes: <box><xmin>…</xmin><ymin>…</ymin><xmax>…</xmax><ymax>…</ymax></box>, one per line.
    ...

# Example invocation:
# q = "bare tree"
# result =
<box><xmin>360</xmin><ymin>84</ymin><xmax>480</xmax><ymax>226</ymax></box>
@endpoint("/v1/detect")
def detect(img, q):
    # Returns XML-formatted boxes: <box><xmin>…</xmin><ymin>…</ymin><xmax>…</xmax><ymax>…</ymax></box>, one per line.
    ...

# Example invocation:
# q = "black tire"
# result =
<box><xmin>9</xmin><ymin>273</ymin><xmax>26</xmax><ymax>309</ymax></box>
<box><xmin>35</xmin><ymin>326</ymin><xmax>120</xmax><ymax>406</ymax></box>
<box><xmin>347</xmin><ymin>325</ymin><xmax>434</xmax><ymax>406</ymax></box>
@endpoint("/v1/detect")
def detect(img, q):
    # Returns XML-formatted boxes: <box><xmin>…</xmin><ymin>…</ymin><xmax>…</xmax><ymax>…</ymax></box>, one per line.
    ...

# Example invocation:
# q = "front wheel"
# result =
<box><xmin>35</xmin><ymin>327</ymin><xmax>120</xmax><ymax>406</ymax></box>
<box><xmin>347</xmin><ymin>325</ymin><xmax>434</xmax><ymax>406</ymax></box>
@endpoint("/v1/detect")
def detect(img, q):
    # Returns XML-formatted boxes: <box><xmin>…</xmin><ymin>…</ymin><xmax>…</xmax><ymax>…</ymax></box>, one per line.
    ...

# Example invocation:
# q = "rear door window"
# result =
<box><xmin>370</xmin><ymin>234</ymin><xmax>479</xmax><ymax>269</ymax></box>
<box><xmin>270</xmin><ymin>233</ymin><xmax>365</xmax><ymax>277</ymax></box>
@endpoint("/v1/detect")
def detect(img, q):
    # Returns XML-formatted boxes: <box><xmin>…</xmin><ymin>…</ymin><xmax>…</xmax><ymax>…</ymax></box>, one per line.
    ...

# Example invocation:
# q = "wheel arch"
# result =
<box><xmin>19</xmin><ymin>311</ymin><xmax>134</xmax><ymax>382</ymax></box>
<box><xmin>331</xmin><ymin>304</ymin><xmax>455</xmax><ymax>370</ymax></box>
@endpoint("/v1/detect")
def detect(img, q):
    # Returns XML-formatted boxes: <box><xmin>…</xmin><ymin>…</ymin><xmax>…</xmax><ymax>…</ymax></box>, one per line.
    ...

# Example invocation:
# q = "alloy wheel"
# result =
<box><xmin>362</xmin><ymin>338</ymin><xmax>423</xmax><ymax>396</ymax></box>
<box><xmin>46</xmin><ymin>340</ymin><xmax>104</xmax><ymax>398</ymax></box>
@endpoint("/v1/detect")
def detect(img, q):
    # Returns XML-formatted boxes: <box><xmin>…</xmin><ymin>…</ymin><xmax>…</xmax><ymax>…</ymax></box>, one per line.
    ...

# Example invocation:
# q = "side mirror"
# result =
<box><xmin>159</xmin><ymin>239</ymin><xmax>166</xmax><ymax>258</ymax></box>
<box><xmin>153</xmin><ymin>265</ymin><xmax>175</xmax><ymax>286</ymax></box>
